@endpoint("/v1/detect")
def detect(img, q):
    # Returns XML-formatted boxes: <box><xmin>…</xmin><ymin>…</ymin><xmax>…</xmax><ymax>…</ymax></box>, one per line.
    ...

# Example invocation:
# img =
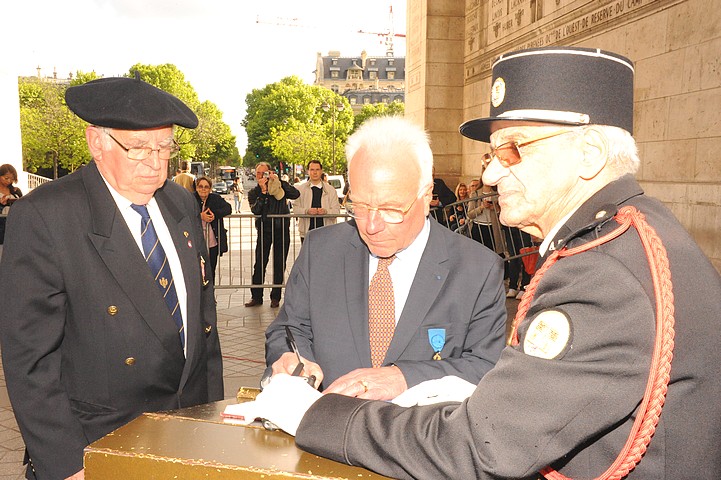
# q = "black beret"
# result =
<box><xmin>65</xmin><ymin>74</ymin><xmax>198</xmax><ymax>130</ymax></box>
<box><xmin>460</xmin><ymin>47</ymin><xmax>634</xmax><ymax>143</ymax></box>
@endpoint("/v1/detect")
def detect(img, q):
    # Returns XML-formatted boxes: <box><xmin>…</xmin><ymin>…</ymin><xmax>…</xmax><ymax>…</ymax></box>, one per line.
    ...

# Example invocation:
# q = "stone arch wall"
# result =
<box><xmin>406</xmin><ymin>0</ymin><xmax>721</xmax><ymax>271</ymax></box>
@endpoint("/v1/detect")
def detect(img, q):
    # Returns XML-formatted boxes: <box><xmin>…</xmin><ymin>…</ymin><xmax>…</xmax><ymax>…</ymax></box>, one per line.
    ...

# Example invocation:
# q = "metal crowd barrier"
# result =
<box><xmin>429</xmin><ymin>193</ymin><xmax>539</xmax><ymax>259</ymax></box>
<box><xmin>213</xmin><ymin>212</ymin><xmax>349</xmax><ymax>289</ymax></box>
<box><xmin>212</xmin><ymin>195</ymin><xmax>539</xmax><ymax>289</ymax></box>
<box><xmin>1</xmin><ymin>197</ymin><xmax>538</xmax><ymax>290</ymax></box>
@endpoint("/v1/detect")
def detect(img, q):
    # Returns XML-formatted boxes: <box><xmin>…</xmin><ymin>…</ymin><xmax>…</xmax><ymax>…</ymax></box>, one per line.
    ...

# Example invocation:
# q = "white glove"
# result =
<box><xmin>391</xmin><ymin>375</ymin><xmax>477</xmax><ymax>407</ymax></box>
<box><xmin>222</xmin><ymin>374</ymin><xmax>322</xmax><ymax>436</ymax></box>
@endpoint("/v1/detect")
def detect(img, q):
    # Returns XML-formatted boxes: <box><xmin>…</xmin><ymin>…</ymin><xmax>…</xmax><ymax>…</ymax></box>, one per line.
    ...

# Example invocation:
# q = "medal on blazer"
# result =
<box><xmin>428</xmin><ymin>328</ymin><xmax>446</xmax><ymax>360</ymax></box>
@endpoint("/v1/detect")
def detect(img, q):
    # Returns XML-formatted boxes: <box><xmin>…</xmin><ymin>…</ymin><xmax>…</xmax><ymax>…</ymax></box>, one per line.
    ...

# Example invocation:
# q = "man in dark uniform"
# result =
<box><xmin>234</xmin><ymin>47</ymin><xmax>721</xmax><ymax>479</ymax></box>
<box><xmin>0</xmin><ymin>75</ymin><xmax>223</xmax><ymax>479</ymax></box>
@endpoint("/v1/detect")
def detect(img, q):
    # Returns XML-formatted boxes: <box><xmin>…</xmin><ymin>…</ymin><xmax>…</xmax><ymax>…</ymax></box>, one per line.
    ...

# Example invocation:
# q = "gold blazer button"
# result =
<box><xmin>125</xmin><ymin>357</ymin><xmax>136</xmax><ymax>366</ymax></box>
<box><xmin>107</xmin><ymin>306</ymin><xmax>118</xmax><ymax>316</ymax></box>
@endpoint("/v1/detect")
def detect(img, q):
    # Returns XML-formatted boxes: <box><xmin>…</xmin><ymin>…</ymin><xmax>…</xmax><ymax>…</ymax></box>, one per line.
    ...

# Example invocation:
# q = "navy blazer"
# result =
<box><xmin>265</xmin><ymin>218</ymin><xmax>507</xmax><ymax>390</ymax></box>
<box><xmin>0</xmin><ymin>162</ymin><xmax>223</xmax><ymax>479</ymax></box>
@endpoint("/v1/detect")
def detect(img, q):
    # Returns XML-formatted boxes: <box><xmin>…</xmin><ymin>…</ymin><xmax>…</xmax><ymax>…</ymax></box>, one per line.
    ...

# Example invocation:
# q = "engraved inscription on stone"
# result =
<box><xmin>485</xmin><ymin>0</ymin><xmax>656</xmax><ymax>48</ymax></box>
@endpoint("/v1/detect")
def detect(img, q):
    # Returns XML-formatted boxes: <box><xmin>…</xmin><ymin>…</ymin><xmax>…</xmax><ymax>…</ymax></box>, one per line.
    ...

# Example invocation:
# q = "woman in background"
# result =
<box><xmin>466</xmin><ymin>180</ymin><xmax>499</xmax><ymax>249</ymax></box>
<box><xmin>448</xmin><ymin>182</ymin><xmax>468</xmax><ymax>232</ymax></box>
<box><xmin>194</xmin><ymin>176</ymin><xmax>231</xmax><ymax>283</ymax></box>
<box><xmin>0</xmin><ymin>164</ymin><xmax>23</xmax><ymax>260</ymax></box>
<box><xmin>231</xmin><ymin>177</ymin><xmax>243</xmax><ymax>213</ymax></box>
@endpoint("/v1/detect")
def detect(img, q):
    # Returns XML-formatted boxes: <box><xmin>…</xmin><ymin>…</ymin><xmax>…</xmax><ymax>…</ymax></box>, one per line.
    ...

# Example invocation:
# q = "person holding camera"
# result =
<box><xmin>245</xmin><ymin>162</ymin><xmax>300</xmax><ymax>308</ymax></box>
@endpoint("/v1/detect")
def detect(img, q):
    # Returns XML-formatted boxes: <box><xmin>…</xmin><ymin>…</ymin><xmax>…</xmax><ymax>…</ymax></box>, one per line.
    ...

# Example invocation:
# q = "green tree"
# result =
<box><xmin>129</xmin><ymin>64</ymin><xmax>238</xmax><ymax>172</ymax></box>
<box><xmin>241</xmin><ymin>76</ymin><xmax>352</xmax><ymax>173</ymax></box>
<box><xmin>193</xmin><ymin>100</ymin><xmax>240</xmax><ymax>169</ymax></box>
<box><xmin>352</xmin><ymin>101</ymin><xmax>405</xmax><ymax>134</ymax></box>
<box><xmin>267</xmin><ymin>118</ymin><xmax>326</xmax><ymax>174</ymax></box>
<box><xmin>19</xmin><ymin>64</ymin><xmax>239</xmax><ymax>180</ymax></box>
<box><xmin>18</xmin><ymin>75</ymin><xmax>94</xmax><ymax>177</ymax></box>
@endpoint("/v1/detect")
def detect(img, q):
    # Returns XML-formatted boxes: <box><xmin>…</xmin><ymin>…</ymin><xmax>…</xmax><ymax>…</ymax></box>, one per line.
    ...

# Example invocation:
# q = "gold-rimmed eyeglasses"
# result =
<box><xmin>346</xmin><ymin>189</ymin><xmax>426</xmax><ymax>224</ymax></box>
<box><xmin>482</xmin><ymin>129</ymin><xmax>575</xmax><ymax>168</ymax></box>
<box><xmin>105</xmin><ymin>130</ymin><xmax>180</xmax><ymax>161</ymax></box>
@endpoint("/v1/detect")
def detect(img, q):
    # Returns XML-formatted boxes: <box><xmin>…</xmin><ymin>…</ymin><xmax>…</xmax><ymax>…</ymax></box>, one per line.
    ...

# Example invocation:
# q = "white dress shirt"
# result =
<box><xmin>101</xmin><ymin>178</ymin><xmax>188</xmax><ymax>356</ymax></box>
<box><xmin>368</xmin><ymin>218</ymin><xmax>431</xmax><ymax>324</ymax></box>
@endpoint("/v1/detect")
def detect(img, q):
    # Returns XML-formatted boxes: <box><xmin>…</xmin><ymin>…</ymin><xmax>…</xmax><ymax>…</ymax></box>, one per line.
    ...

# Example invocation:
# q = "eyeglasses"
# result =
<box><xmin>481</xmin><ymin>129</ymin><xmax>574</xmax><ymax>168</ymax></box>
<box><xmin>196</xmin><ymin>184</ymin><xmax>211</xmax><ymax>189</ymax></box>
<box><xmin>346</xmin><ymin>190</ymin><xmax>424</xmax><ymax>224</ymax></box>
<box><xmin>105</xmin><ymin>130</ymin><xmax>180</xmax><ymax>161</ymax></box>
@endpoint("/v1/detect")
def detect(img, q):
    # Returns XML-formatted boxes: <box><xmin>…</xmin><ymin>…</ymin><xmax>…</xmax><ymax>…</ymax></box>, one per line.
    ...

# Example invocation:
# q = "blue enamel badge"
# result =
<box><xmin>428</xmin><ymin>328</ymin><xmax>446</xmax><ymax>360</ymax></box>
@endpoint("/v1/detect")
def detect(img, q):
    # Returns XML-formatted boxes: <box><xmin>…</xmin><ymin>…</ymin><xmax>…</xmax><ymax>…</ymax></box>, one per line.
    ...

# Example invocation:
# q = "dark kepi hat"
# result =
<box><xmin>65</xmin><ymin>72</ymin><xmax>198</xmax><ymax>130</ymax></box>
<box><xmin>460</xmin><ymin>47</ymin><xmax>634</xmax><ymax>143</ymax></box>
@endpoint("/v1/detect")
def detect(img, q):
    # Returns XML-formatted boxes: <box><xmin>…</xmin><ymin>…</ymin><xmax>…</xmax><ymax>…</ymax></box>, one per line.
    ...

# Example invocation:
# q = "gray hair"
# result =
<box><xmin>594</xmin><ymin>125</ymin><xmax>640</xmax><ymax>178</ymax></box>
<box><xmin>345</xmin><ymin>116</ymin><xmax>434</xmax><ymax>192</ymax></box>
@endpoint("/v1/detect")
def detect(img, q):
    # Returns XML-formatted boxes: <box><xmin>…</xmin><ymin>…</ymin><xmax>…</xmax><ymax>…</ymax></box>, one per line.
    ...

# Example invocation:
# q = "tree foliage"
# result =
<box><xmin>18</xmin><ymin>73</ymin><xmax>97</xmax><ymax>176</ymax></box>
<box><xmin>18</xmin><ymin>64</ymin><xmax>239</xmax><ymax>179</ymax></box>
<box><xmin>352</xmin><ymin>101</ymin><xmax>405</xmax><ymax>134</ymax></box>
<box><xmin>129</xmin><ymin>64</ymin><xmax>240</xmax><ymax>170</ymax></box>
<box><xmin>242</xmin><ymin>76</ymin><xmax>353</xmax><ymax>174</ymax></box>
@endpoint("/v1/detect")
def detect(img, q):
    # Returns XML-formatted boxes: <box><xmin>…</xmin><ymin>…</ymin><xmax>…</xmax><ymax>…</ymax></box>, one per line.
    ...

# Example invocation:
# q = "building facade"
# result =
<box><xmin>314</xmin><ymin>50</ymin><xmax>406</xmax><ymax>112</ymax></box>
<box><xmin>405</xmin><ymin>0</ymin><xmax>721</xmax><ymax>271</ymax></box>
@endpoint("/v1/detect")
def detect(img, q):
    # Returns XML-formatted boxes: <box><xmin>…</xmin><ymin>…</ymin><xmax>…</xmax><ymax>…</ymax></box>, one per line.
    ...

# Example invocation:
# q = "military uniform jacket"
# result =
<box><xmin>0</xmin><ymin>162</ymin><xmax>224</xmax><ymax>479</ymax></box>
<box><xmin>295</xmin><ymin>175</ymin><xmax>721</xmax><ymax>479</ymax></box>
<box><xmin>265</xmin><ymin>218</ymin><xmax>508</xmax><ymax>390</ymax></box>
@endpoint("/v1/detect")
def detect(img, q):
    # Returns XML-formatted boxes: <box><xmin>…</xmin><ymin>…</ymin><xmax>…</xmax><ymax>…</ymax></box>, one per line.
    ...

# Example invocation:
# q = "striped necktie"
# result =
<box><xmin>131</xmin><ymin>204</ymin><xmax>185</xmax><ymax>349</ymax></box>
<box><xmin>368</xmin><ymin>255</ymin><xmax>396</xmax><ymax>368</ymax></box>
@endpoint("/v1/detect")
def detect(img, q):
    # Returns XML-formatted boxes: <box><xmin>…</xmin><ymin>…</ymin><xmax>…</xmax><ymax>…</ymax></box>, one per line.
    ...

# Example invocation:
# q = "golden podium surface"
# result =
<box><xmin>84</xmin><ymin>389</ymin><xmax>391</xmax><ymax>479</ymax></box>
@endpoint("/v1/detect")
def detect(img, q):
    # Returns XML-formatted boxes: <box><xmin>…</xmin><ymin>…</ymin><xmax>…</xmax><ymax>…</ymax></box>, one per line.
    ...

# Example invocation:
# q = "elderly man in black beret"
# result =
<box><xmin>230</xmin><ymin>47</ymin><xmax>721</xmax><ymax>479</ymax></box>
<box><xmin>0</xmin><ymin>74</ymin><xmax>224</xmax><ymax>480</ymax></box>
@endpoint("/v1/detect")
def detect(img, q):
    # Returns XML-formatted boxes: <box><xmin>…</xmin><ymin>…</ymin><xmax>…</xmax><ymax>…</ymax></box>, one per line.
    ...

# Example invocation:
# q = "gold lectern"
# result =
<box><xmin>84</xmin><ymin>388</ymin><xmax>391</xmax><ymax>479</ymax></box>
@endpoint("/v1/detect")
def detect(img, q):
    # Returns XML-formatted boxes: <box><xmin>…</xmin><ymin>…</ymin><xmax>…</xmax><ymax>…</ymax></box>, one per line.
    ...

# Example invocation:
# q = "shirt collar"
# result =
<box><xmin>371</xmin><ymin>217</ymin><xmax>431</xmax><ymax>263</ymax></box>
<box><xmin>540</xmin><ymin>209</ymin><xmax>576</xmax><ymax>256</ymax></box>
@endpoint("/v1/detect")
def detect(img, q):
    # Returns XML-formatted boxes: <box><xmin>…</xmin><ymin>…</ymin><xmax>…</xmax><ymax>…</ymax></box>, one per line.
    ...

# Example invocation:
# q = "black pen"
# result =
<box><xmin>285</xmin><ymin>326</ymin><xmax>316</xmax><ymax>387</ymax></box>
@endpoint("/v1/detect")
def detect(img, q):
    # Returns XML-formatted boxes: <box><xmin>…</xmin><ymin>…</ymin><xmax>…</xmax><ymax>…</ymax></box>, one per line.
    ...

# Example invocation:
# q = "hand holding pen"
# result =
<box><xmin>260</xmin><ymin>327</ymin><xmax>320</xmax><ymax>431</ymax></box>
<box><xmin>285</xmin><ymin>326</ymin><xmax>317</xmax><ymax>388</ymax></box>
<box><xmin>267</xmin><ymin>327</ymin><xmax>324</xmax><ymax>387</ymax></box>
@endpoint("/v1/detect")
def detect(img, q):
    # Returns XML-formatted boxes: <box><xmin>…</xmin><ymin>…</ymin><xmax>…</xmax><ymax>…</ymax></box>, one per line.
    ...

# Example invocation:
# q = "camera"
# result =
<box><xmin>263</xmin><ymin>171</ymin><xmax>270</xmax><ymax>179</ymax></box>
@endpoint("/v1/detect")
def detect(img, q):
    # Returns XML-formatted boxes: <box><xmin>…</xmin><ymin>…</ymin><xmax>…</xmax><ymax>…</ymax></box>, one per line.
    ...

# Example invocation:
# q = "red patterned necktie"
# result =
<box><xmin>369</xmin><ymin>255</ymin><xmax>396</xmax><ymax>368</ymax></box>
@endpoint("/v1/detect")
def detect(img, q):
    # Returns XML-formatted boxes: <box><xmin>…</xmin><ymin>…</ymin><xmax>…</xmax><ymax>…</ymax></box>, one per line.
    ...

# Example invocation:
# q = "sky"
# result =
<box><xmin>6</xmin><ymin>0</ymin><xmax>407</xmax><ymax>154</ymax></box>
